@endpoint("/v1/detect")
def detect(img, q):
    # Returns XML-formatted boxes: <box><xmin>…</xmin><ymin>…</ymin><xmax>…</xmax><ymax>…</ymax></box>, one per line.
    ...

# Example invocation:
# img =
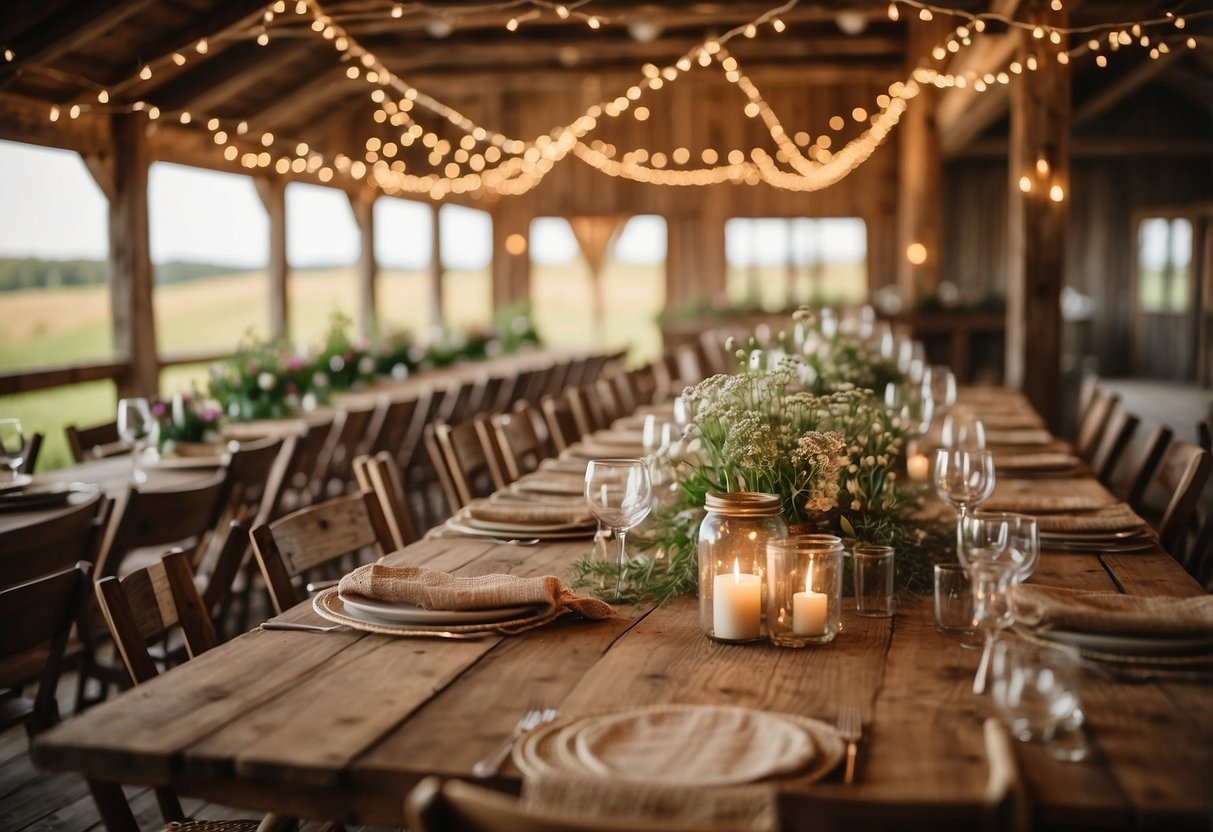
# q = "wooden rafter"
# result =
<box><xmin>1074</xmin><ymin>49</ymin><xmax>1183</xmax><ymax>126</ymax></box>
<box><xmin>139</xmin><ymin>39</ymin><xmax>319</xmax><ymax>113</ymax></box>
<box><xmin>0</xmin><ymin>0</ymin><xmax>161</xmax><ymax>88</ymax></box>
<box><xmin>243</xmin><ymin>67</ymin><xmax>360</xmax><ymax>132</ymax></box>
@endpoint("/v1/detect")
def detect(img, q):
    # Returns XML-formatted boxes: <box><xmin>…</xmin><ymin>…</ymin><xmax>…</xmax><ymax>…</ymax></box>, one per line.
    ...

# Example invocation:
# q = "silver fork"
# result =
<box><xmin>836</xmin><ymin>706</ymin><xmax>862</xmax><ymax>785</ymax></box>
<box><xmin>472</xmin><ymin>705</ymin><xmax>557</xmax><ymax>778</ymax></box>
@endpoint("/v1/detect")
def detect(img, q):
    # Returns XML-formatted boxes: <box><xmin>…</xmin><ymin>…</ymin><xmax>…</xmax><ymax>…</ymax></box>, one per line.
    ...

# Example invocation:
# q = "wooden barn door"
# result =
<box><xmin>1130</xmin><ymin>206</ymin><xmax>1212</xmax><ymax>383</ymax></box>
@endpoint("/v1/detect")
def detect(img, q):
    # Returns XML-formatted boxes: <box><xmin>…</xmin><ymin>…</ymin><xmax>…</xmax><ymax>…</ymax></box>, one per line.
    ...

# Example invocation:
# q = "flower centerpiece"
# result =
<box><xmin>374</xmin><ymin>327</ymin><xmax>418</xmax><ymax>380</ymax></box>
<box><xmin>208</xmin><ymin>332</ymin><xmax>317</xmax><ymax>421</ymax></box>
<box><xmin>153</xmin><ymin>389</ymin><xmax>223</xmax><ymax>455</ymax></box>
<box><xmin>571</xmin><ymin>306</ymin><xmax>955</xmax><ymax>603</ymax></box>
<box><xmin>317</xmin><ymin>310</ymin><xmax>377</xmax><ymax>392</ymax></box>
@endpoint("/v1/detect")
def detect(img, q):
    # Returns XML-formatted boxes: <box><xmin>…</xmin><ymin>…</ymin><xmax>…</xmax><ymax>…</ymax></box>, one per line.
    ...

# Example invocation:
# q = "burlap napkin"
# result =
<box><xmin>1012</xmin><ymin>584</ymin><xmax>1213</xmax><ymax>637</ymax></box>
<box><xmin>994</xmin><ymin>452</ymin><xmax>1080</xmax><ymax>471</ymax></box>
<box><xmin>975</xmin><ymin>412</ymin><xmax>1044</xmax><ymax>430</ymax></box>
<box><xmin>467</xmin><ymin>500</ymin><xmax>594</xmax><ymax>527</ymax></box>
<box><xmin>522</xmin><ymin>772</ymin><xmax>777</xmax><ymax>832</ymax></box>
<box><xmin>338</xmin><ymin>563</ymin><xmax>613</xmax><ymax>619</ymax></box>
<box><xmin>567</xmin><ymin>441</ymin><xmax>647</xmax><ymax>459</ymax></box>
<box><xmin>1033</xmin><ymin>504</ymin><xmax>1146</xmax><ymax>533</ymax></box>
<box><xmin>982</xmin><ymin>493</ymin><xmax>1115</xmax><ymax>514</ymax></box>
<box><xmin>513</xmin><ymin>475</ymin><xmax>586</xmax><ymax>496</ymax></box>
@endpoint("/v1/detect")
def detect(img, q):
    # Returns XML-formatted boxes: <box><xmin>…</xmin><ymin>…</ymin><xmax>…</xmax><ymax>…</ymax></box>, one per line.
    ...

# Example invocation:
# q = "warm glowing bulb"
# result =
<box><xmin>506</xmin><ymin>17</ymin><xmax>519</xmax><ymax>31</ymax></box>
<box><xmin>69</xmin><ymin>105</ymin><xmax>81</xmax><ymax>119</ymax></box>
<box><xmin>1019</xmin><ymin>176</ymin><xmax>1032</xmax><ymax>193</ymax></box>
<box><xmin>772</xmin><ymin>18</ymin><xmax>786</xmax><ymax>33</ymax></box>
<box><xmin>1049</xmin><ymin>185</ymin><xmax>1064</xmax><ymax>202</ymax></box>
<box><xmin>505</xmin><ymin>233</ymin><xmax>527</xmax><ymax>255</ymax></box>
<box><xmin>888</xmin><ymin>3</ymin><xmax>899</xmax><ymax>21</ymax></box>
<box><xmin>906</xmin><ymin>242</ymin><xmax>928</xmax><ymax>265</ymax></box>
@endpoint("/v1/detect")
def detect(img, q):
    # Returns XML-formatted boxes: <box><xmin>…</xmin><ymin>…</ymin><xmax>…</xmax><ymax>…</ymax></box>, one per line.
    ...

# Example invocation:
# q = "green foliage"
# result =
<box><xmin>316</xmin><ymin>310</ymin><xmax>376</xmax><ymax>392</ymax></box>
<box><xmin>0</xmin><ymin>257</ymin><xmax>248</xmax><ymax>293</ymax></box>
<box><xmin>207</xmin><ymin>332</ymin><xmax>317</xmax><ymax>421</ymax></box>
<box><xmin>151</xmin><ymin>389</ymin><xmax>223</xmax><ymax>449</ymax></box>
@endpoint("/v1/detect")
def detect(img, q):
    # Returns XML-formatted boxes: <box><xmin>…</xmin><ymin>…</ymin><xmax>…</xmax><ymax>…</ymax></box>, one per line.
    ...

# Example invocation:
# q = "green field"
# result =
<box><xmin>0</xmin><ymin>260</ymin><xmax>666</xmax><ymax>472</ymax></box>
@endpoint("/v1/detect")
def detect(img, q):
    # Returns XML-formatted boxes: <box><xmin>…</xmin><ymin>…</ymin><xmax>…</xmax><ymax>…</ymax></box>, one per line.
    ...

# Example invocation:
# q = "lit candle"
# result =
<box><xmin>907</xmin><ymin>452</ymin><xmax>930</xmax><ymax>483</ymax></box>
<box><xmin>172</xmin><ymin>393</ymin><xmax>186</xmax><ymax>427</ymax></box>
<box><xmin>793</xmin><ymin>566</ymin><xmax>828</xmax><ymax>636</ymax></box>
<box><xmin>713</xmin><ymin>558</ymin><xmax>762</xmax><ymax>641</ymax></box>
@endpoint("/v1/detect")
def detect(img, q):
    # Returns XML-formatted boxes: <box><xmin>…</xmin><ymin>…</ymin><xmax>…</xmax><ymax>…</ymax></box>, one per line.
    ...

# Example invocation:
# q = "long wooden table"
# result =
<box><xmin>32</xmin><ymin>405</ymin><xmax>1213</xmax><ymax>830</ymax></box>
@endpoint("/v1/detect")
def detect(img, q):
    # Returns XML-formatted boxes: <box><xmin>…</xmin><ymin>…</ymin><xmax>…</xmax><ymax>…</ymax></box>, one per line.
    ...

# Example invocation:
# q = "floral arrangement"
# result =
<box><xmin>571</xmin><ymin>305</ymin><xmax>954</xmax><ymax>603</ymax></box>
<box><xmin>152</xmin><ymin>389</ymin><xmax>223</xmax><ymax>453</ymax></box>
<box><xmin>374</xmin><ymin>328</ymin><xmax>418</xmax><ymax>379</ymax></box>
<box><xmin>208</xmin><ymin>334</ymin><xmax>312</xmax><ymax>421</ymax></box>
<box><xmin>316</xmin><ymin>311</ymin><xmax>376</xmax><ymax>392</ymax></box>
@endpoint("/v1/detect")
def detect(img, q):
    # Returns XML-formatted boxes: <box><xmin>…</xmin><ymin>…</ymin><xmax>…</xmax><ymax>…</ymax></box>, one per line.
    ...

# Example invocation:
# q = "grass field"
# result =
<box><xmin>0</xmin><ymin>259</ymin><xmax>665</xmax><ymax>471</ymax></box>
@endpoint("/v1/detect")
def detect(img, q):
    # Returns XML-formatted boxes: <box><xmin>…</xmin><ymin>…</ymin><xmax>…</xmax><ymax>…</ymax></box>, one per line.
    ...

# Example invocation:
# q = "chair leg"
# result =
<box><xmin>88</xmin><ymin>780</ymin><xmax>138</xmax><ymax>832</ymax></box>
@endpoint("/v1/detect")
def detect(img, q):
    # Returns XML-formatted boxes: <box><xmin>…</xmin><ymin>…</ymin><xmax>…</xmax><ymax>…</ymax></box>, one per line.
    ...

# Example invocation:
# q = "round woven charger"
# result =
<box><xmin>514</xmin><ymin>705</ymin><xmax>845</xmax><ymax>787</ymax></box>
<box><xmin>312</xmin><ymin>587</ymin><xmax>562</xmax><ymax>636</ymax></box>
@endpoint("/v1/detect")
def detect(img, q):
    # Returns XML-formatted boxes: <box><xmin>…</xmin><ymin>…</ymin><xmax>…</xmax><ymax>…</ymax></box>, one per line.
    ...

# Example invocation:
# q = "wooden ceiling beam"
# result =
<box><xmin>935</xmin><ymin>0</ymin><xmax>1021</xmax><ymax>157</ymax></box>
<box><xmin>1074</xmin><ymin>50</ymin><xmax>1183</xmax><ymax>125</ymax></box>
<box><xmin>0</xmin><ymin>0</ymin><xmax>160</xmax><ymax>88</ymax></box>
<box><xmin>242</xmin><ymin>68</ymin><xmax>362</xmax><ymax>132</ymax></box>
<box><xmin>0</xmin><ymin>0</ymin><xmax>76</xmax><ymax>45</ymax></box>
<box><xmin>137</xmin><ymin>39</ymin><xmax>319</xmax><ymax>114</ymax></box>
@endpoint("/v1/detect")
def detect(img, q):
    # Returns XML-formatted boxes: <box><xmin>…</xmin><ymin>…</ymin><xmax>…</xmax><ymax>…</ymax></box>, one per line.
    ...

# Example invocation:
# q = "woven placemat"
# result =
<box><xmin>313</xmin><ymin>587</ymin><xmax>566</xmax><ymax>636</ymax></box>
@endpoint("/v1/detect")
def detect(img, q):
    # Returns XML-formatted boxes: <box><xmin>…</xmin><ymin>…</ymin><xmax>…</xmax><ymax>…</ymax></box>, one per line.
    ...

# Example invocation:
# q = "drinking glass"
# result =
<box><xmin>971</xmin><ymin>560</ymin><xmax>1016</xmax><ymax>694</ymax></box>
<box><xmin>941</xmin><ymin>407</ymin><xmax>986</xmax><ymax>450</ymax></box>
<box><xmin>585</xmin><ymin>459</ymin><xmax>653</xmax><ymax>600</ymax></box>
<box><xmin>934</xmin><ymin>448</ymin><xmax>996</xmax><ymax>549</ymax></box>
<box><xmin>642</xmin><ymin>415</ymin><xmax>676</xmax><ymax>498</ymax></box>
<box><xmin>990</xmin><ymin>640</ymin><xmax>1084</xmax><ymax>752</ymax></box>
<box><xmin>852</xmin><ymin>544</ymin><xmax>895</xmax><ymax>618</ymax></box>
<box><xmin>0</xmin><ymin>418</ymin><xmax>24</xmax><ymax>480</ymax></box>
<box><xmin>933</xmin><ymin>563</ymin><xmax>974</xmax><ymax>634</ymax></box>
<box><xmin>117</xmin><ymin>397</ymin><xmax>155</xmax><ymax>484</ymax></box>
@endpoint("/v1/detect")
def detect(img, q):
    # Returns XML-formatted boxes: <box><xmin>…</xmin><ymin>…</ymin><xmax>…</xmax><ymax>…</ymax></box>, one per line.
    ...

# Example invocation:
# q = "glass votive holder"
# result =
<box><xmin>852</xmin><ymin>544</ymin><xmax>895</xmax><ymax>618</ymax></box>
<box><xmin>933</xmin><ymin>563</ymin><xmax>974</xmax><ymax>634</ymax></box>
<box><xmin>766</xmin><ymin>535</ymin><xmax>843</xmax><ymax>647</ymax></box>
<box><xmin>697</xmin><ymin>492</ymin><xmax>787</xmax><ymax>643</ymax></box>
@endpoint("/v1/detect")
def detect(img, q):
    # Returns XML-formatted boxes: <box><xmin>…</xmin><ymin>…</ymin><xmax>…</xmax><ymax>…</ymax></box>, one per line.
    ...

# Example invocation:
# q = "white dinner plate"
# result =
<box><xmin>463</xmin><ymin>515</ymin><xmax>595</xmax><ymax>534</ymax></box>
<box><xmin>1034</xmin><ymin>628</ymin><xmax>1213</xmax><ymax>657</ymax></box>
<box><xmin>444</xmin><ymin>518</ymin><xmax>595</xmax><ymax>541</ymax></box>
<box><xmin>1040</xmin><ymin>528</ymin><xmax>1150</xmax><ymax>542</ymax></box>
<box><xmin>338</xmin><ymin>593</ymin><xmax>539</xmax><ymax>625</ymax></box>
<box><xmin>0</xmin><ymin>474</ymin><xmax>33</xmax><ymax>494</ymax></box>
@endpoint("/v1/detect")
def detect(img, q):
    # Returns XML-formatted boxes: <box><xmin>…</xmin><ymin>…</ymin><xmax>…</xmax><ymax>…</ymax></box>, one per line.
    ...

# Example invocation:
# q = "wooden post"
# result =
<box><xmin>1006</xmin><ymin>1</ymin><xmax>1069</xmax><ymax>429</ymax></box>
<box><xmin>96</xmin><ymin>115</ymin><xmax>158</xmax><ymax>397</ymax></box>
<box><xmin>255</xmin><ymin>177</ymin><xmax>289</xmax><ymax>341</ymax></box>
<box><xmin>667</xmin><ymin>211</ymin><xmax>726</xmax><ymax>309</ymax></box>
<box><xmin>490</xmin><ymin>205</ymin><xmax>531</xmax><ymax>311</ymax></box>
<box><xmin>349</xmin><ymin>189</ymin><xmax>378</xmax><ymax>337</ymax></box>
<box><xmin>896</xmin><ymin>14</ymin><xmax>947</xmax><ymax>307</ymax></box>
<box><xmin>429</xmin><ymin>202</ymin><xmax>445</xmax><ymax>327</ymax></box>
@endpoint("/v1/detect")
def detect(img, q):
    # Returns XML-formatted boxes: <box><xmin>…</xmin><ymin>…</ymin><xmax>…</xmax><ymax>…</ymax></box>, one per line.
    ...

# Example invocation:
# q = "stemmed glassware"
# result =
<box><xmin>585</xmin><ymin>459</ymin><xmax>653</xmax><ymax>600</ymax></box>
<box><xmin>963</xmin><ymin>510</ymin><xmax>1039</xmax><ymax>583</ymax></box>
<box><xmin>970</xmin><ymin>559</ymin><xmax>1017</xmax><ymax>694</ymax></box>
<box><xmin>922</xmin><ymin>365</ymin><xmax>958</xmax><ymax>411</ymax></box>
<box><xmin>0</xmin><ymin>418</ymin><xmax>25</xmax><ymax>481</ymax></box>
<box><xmin>884</xmin><ymin>382</ymin><xmax>934</xmax><ymax>439</ymax></box>
<box><xmin>934</xmin><ymin>448</ymin><xmax>996</xmax><ymax>548</ymax></box>
<box><xmin>642</xmin><ymin>415</ymin><xmax>676</xmax><ymax>499</ymax></box>
<box><xmin>941</xmin><ymin>407</ymin><xmax>986</xmax><ymax>450</ymax></box>
<box><xmin>117</xmin><ymin>397</ymin><xmax>155</xmax><ymax>484</ymax></box>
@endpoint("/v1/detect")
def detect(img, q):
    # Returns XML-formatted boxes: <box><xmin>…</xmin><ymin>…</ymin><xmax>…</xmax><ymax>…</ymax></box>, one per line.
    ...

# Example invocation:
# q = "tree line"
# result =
<box><xmin>0</xmin><ymin>258</ymin><xmax>249</xmax><ymax>292</ymax></box>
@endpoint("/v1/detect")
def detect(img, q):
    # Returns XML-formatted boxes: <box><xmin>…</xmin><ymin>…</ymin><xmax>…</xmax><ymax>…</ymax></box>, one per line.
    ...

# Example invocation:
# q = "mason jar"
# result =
<box><xmin>697</xmin><ymin>492</ymin><xmax>788</xmax><ymax>643</ymax></box>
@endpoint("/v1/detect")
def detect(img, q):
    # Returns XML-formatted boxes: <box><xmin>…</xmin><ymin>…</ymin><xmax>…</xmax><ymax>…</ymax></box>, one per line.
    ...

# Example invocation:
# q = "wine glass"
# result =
<box><xmin>968</xmin><ymin>510</ymin><xmax>1039</xmax><ymax>583</ymax></box>
<box><xmin>885</xmin><ymin>382</ymin><xmax>934</xmax><ymax>438</ymax></box>
<box><xmin>941</xmin><ymin>407</ymin><xmax>986</xmax><ymax>450</ymax></box>
<box><xmin>923</xmin><ymin>365</ymin><xmax>957</xmax><ymax>410</ymax></box>
<box><xmin>642</xmin><ymin>415</ymin><xmax>675</xmax><ymax>497</ymax></box>
<box><xmin>0</xmin><ymin>418</ymin><xmax>25</xmax><ymax>481</ymax></box>
<box><xmin>585</xmin><ymin>459</ymin><xmax>653</xmax><ymax>601</ymax></box>
<box><xmin>990</xmin><ymin>640</ymin><xmax>1084</xmax><ymax>754</ymax></box>
<box><xmin>971</xmin><ymin>559</ymin><xmax>1017</xmax><ymax>694</ymax></box>
<box><xmin>934</xmin><ymin>448</ymin><xmax>996</xmax><ymax>549</ymax></box>
<box><xmin>117</xmin><ymin>397</ymin><xmax>155</xmax><ymax>484</ymax></box>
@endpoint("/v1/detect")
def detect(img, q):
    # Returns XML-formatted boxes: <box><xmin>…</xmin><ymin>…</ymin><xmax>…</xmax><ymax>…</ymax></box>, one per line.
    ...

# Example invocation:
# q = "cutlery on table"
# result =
<box><xmin>836</xmin><ymin>706</ymin><xmax>862</xmax><ymax>785</ymax></box>
<box><xmin>258</xmin><ymin>620</ymin><xmax>489</xmax><ymax>640</ymax></box>
<box><xmin>472</xmin><ymin>705</ymin><xmax>559</xmax><ymax>778</ymax></box>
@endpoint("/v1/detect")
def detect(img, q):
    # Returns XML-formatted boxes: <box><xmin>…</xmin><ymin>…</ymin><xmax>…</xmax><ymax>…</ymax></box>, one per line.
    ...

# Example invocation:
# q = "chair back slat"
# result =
<box><xmin>65</xmin><ymin>420</ymin><xmax>122</xmax><ymax>463</ymax></box>
<box><xmin>490</xmin><ymin>410</ymin><xmax>547</xmax><ymax>484</ymax></box>
<box><xmin>366</xmin><ymin>396</ymin><xmax>420</xmax><ymax>458</ymax></box>
<box><xmin>1075</xmin><ymin>389</ymin><xmax>1118</xmax><ymax>462</ymax></box>
<box><xmin>540</xmin><ymin>394</ymin><xmax>581</xmax><ymax>453</ymax></box>
<box><xmin>251</xmin><ymin>491</ymin><xmax>394</xmax><ymax>614</ymax></box>
<box><xmin>425</xmin><ymin>421</ymin><xmax>463</xmax><ymax>514</ymax></box>
<box><xmin>223</xmin><ymin>436</ymin><xmax>287</xmax><ymax>521</ymax></box>
<box><xmin>1090</xmin><ymin>403</ymin><xmax>1139</xmax><ymax>484</ymax></box>
<box><xmin>432</xmin><ymin>418</ymin><xmax>497</xmax><ymax>509</ymax></box>
<box><xmin>313</xmin><ymin>406</ymin><xmax>376</xmax><ymax>498</ymax></box>
<box><xmin>1155</xmin><ymin>441</ymin><xmax>1213</xmax><ymax>554</ymax></box>
<box><xmin>353</xmin><ymin>452</ymin><xmax>418</xmax><ymax>551</ymax></box>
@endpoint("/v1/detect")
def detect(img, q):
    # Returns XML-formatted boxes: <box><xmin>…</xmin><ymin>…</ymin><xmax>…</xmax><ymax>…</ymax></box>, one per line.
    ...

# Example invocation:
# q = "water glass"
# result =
<box><xmin>117</xmin><ymin>397</ymin><xmax>155</xmax><ymax>484</ymax></box>
<box><xmin>766</xmin><ymin>535</ymin><xmax>843</xmax><ymax>647</ymax></box>
<box><xmin>933</xmin><ymin>563</ymin><xmax>974</xmax><ymax>634</ymax></box>
<box><xmin>990</xmin><ymin>640</ymin><xmax>1083</xmax><ymax>745</ymax></box>
<box><xmin>0</xmin><ymin>418</ymin><xmax>24</xmax><ymax>480</ymax></box>
<box><xmin>967</xmin><ymin>510</ymin><xmax>1039</xmax><ymax>583</ymax></box>
<box><xmin>852</xmin><ymin>544</ymin><xmax>894</xmax><ymax>618</ymax></box>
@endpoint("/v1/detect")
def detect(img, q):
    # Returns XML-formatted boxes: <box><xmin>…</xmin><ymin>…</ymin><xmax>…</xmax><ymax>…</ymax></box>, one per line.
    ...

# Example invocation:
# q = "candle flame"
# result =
<box><xmin>805</xmin><ymin>564</ymin><xmax>813</xmax><ymax>594</ymax></box>
<box><xmin>733</xmin><ymin>558</ymin><xmax>740</xmax><ymax>583</ymax></box>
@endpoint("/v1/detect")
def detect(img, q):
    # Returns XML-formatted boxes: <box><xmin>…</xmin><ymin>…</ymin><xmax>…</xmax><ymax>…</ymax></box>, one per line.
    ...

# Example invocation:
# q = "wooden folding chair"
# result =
<box><xmin>1119</xmin><ymin>424</ymin><xmax>1173</xmax><ymax>509</ymax></box>
<box><xmin>353</xmin><ymin>451</ymin><xmax>418</xmax><ymax>552</ymax></box>
<box><xmin>470</xmin><ymin>374</ymin><xmax>507</xmax><ymax>419</ymax></box>
<box><xmin>1089</xmin><ymin>402</ymin><xmax>1139</xmax><ymax>486</ymax></box>
<box><xmin>565</xmin><ymin>386</ymin><xmax>607</xmax><ymax>437</ymax></box>
<box><xmin>64</xmin><ymin>419</ymin><xmax>124</xmax><ymax>462</ymax></box>
<box><xmin>541</xmin><ymin>394</ymin><xmax>582</xmax><ymax>453</ymax></box>
<box><xmin>93</xmin><ymin>550</ymin><xmax>285</xmax><ymax>832</ymax></box>
<box><xmin>487</xmin><ymin>408</ymin><xmax>549</xmax><ymax>486</ymax></box>
<box><xmin>440</xmin><ymin>380</ymin><xmax>479</xmax><ymax>425</ymax></box>
<box><xmin>428</xmin><ymin>417</ymin><xmax>499</xmax><ymax>510</ymax></box>
<box><xmin>0</xmin><ymin>562</ymin><xmax>92</xmax><ymax>739</ymax></box>
<box><xmin>221</xmin><ymin>435</ymin><xmax>287</xmax><ymax>525</ymax></box>
<box><xmin>250</xmin><ymin>491</ymin><xmax>395</xmax><ymax>615</ymax></box>
<box><xmin>1074</xmin><ymin>388</ymin><xmax>1118</xmax><ymax>464</ymax></box>
<box><xmin>311</xmin><ymin>405</ymin><xmax>377</xmax><ymax>500</ymax></box>
<box><xmin>365</xmin><ymin>395</ymin><xmax>420</xmax><ymax>459</ymax></box>
<box><xmin>1150</xmin><ymin>440</ymin><xmax>1213</xmax><ymax>555</ymax></box>
<box><xmin>0</xmin><ymin>490</ymin><xmax>108</xmax><ymax>591</ymax></box>
<box><xmin>266</xmin><ymin>415</ymin><xmax>336</xmax><ymax>517</ymax></box>
<box><xmin>19</xmin><ymin>431</ymin><xmax>43</xmax><ymax>474</ymax></box>
<box><xmin>594</xmin><ymin>378</ymin><xmax>624</xmax><ymax>426</ymax></box>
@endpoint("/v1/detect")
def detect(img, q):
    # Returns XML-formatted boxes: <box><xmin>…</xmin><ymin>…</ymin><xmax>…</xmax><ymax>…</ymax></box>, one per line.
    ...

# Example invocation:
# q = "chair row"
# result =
<box><xmin>1074</xmin><ymin>378</ymin><xmax>1213</xmax><ymax>588</ymax></box>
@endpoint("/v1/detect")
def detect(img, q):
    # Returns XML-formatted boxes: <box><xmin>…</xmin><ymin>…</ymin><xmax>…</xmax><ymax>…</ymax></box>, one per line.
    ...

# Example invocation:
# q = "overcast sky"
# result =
<box><xmin>0</xmin><ymin>138</ymin><xmax>877</xmax><ymax>270</ymax></box>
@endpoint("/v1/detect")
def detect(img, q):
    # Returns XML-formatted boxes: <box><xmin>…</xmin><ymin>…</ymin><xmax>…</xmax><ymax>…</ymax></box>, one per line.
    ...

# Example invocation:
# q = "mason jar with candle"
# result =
<box><xmin>698</xmin><ymin>492</ymin><xmax>788</xmax><ymax>643</ymax></box>
<box><xmin>766</xmin><ymin>535</ymin><xmax>844</xmax><ymax>647</ymax></box>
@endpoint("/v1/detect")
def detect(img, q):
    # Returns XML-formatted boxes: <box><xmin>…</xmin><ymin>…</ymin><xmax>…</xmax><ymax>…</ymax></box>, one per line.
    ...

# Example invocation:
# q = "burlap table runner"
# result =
<box><xmin>466</xmin><ymin>500</ymin><xmax>594</xmax><ymax>527</ymax></box>
<box><xmin>1012</xmin><ymin>584</ymin><xmax>1213</xmax><ymax>637</ymax></box>
<box><xmin>337</xmin><ymin>563</ymin><xmax>613</xmax><ymax>620</ymax></box>
<box><xmin>1033</xmin><ymin>504</ymin><xmax>1147</xmax><ymax>533</ymax></box>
